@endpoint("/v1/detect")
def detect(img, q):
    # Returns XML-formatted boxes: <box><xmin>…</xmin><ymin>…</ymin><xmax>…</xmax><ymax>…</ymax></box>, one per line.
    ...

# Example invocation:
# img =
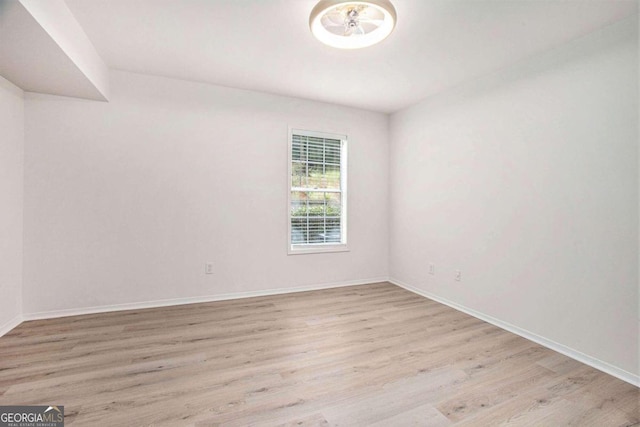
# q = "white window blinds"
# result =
<box><xmin>289</xmin><ymin>130</ymin><xmax>347</xmax><ymax>252</ymax></box>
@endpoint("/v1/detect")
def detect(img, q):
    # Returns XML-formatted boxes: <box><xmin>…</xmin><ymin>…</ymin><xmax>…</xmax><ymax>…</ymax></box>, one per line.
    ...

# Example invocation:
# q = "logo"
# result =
<box><xmin>0</xmin><ymin>406</ymin><xmax>64</xmax><ymax>427</ymax></box>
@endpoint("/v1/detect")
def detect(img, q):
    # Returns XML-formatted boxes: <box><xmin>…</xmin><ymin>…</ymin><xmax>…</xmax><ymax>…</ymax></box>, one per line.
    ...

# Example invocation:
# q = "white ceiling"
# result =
<box><xmin>65</xmin><ymin>0</ymin><xmax>637</xmax><ymax>113</ymax></box>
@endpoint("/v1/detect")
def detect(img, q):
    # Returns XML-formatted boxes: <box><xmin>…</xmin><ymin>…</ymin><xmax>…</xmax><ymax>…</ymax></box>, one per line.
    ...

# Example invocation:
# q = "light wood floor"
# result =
<box><xmin>0</xmin><ymin>282</ymin><xmax>637</xmax><ymax>426</ymax></box>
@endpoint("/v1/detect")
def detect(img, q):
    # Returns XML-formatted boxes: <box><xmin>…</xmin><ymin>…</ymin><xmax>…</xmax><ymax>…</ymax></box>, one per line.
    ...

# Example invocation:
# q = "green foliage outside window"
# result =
<box><xmin>291</xmin><ymin>204</ymin><xmax>341</xmax><ymax>217</ymax></box>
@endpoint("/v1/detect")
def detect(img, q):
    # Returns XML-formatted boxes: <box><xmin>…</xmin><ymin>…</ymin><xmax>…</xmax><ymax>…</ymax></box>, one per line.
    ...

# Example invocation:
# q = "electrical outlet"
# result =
<box><xmin>205</xmin><ymin>263</ymin><xmax>214</xmax><ymax>275</ymax></box>
<box><xmin>455</xmin><ymin>270</ymin><xmax>461</xmax><ymax>281</ymax></box>
<box><xmin>428</xmin><ymin>264</ymin><xmax>435</xmax><ymax>275</ymax></box>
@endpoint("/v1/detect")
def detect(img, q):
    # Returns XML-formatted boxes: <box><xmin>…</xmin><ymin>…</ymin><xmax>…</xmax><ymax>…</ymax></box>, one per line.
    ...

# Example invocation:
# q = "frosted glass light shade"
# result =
<box><xmin>309</xmin><ymin>0</ymin><xmax>397</xmax><ymax>49</ymax></box>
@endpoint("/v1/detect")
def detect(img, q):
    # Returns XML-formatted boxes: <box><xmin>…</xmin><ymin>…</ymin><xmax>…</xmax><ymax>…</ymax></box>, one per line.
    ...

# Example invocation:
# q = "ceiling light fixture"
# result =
<box><xmin>309</xmin><ymin>0</ymin><xmax>397</xmax><ymax>49</ymax></box>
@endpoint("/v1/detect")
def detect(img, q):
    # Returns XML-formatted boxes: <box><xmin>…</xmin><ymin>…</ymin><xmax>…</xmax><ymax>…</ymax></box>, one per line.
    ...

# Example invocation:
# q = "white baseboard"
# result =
<box><xmin>21</xmin><ymin>277</ymin><xmax>388</xmax><ymax>321</ymax></box>
<box><xmin>0</xmin><ymin>314</ymin><xmax>23</xmax><ymax>337</ymax></box>
<box><xmin>389</xmin><ymin>277</ymin><xmax>639</xmax><ymax>387</ymax></box>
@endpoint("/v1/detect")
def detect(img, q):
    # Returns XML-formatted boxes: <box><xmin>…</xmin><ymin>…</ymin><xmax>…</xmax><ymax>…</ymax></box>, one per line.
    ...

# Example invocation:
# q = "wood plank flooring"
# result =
<box><xmin>0</xmin><ymin>282</ymin><xmax>637</xmax><ymax>426</ymax></box>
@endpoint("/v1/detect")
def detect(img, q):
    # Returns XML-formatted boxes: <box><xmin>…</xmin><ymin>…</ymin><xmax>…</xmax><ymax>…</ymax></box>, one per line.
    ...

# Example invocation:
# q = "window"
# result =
<box><xmin>288</xmin><ymin>129</ymin><xmax>348</xmax><ymax>254</ymax></box>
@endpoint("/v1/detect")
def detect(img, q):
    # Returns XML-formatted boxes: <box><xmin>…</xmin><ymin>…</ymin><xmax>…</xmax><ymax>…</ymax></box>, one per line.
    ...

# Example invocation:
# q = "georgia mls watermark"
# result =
<box><xmin>0</xmin><ymin>406</ymin><xmax>64</xmax><ymax>427</ymax></box>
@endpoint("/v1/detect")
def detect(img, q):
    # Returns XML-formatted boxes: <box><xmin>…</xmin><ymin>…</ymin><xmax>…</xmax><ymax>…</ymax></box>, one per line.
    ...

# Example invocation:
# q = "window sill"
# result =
<box><xmin>288</xmin><ymin>244</ymin><xmax>349</xmax><ymax>255</ymax></box>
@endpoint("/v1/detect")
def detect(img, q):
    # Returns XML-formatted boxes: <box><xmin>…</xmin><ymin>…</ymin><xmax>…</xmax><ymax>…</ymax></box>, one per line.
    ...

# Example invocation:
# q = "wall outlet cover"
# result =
<box><xmin>205</xmin><ymin>263</ymin><xmax>214</xmax><ymax>274</ymax></box>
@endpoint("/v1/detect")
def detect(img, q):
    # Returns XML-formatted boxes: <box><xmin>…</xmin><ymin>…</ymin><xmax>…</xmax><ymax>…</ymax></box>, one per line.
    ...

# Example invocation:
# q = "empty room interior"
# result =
<box><xmin>0</xmin><ymin>0</ymin><xmax>639</xmax><ymax>425</ymax></box>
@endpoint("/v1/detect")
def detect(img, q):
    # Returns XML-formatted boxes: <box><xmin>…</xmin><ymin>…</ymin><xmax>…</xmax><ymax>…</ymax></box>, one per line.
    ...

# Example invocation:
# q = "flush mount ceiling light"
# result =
<box><xmin>309</xmin><ymin>0</ymin><xmax>397</xmax><ymax>49</ymax></box>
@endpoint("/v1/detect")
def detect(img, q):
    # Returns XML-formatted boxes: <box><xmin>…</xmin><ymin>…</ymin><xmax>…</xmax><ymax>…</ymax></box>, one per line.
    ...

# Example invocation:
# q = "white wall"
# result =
<box><xmin>23</xmin><ymin>70</ymin><xmax>389</xmax><ymax>315</ymax></box>
<box><xmin>389</xmin><ymin>17</ymin><xmax>638</xmax><ymax>377</ymax></box>
<box><xmin>0</xmin><ymin>76</ymin><xmax>24</xmax><ymax>331</ymax></box>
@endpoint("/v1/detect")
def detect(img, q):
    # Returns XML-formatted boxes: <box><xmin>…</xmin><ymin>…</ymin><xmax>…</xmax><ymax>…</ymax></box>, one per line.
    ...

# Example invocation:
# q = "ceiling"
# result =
<box><xmin>60</xmin><ymin>1</ymin><xmax>638</xmax><ymax>112</ymax></box>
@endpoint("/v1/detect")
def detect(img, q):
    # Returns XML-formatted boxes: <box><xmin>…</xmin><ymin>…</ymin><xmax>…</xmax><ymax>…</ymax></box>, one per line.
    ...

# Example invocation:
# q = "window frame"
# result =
<box><xmin>287</xmin><ymin>127</ymin><xmax>349</xmax><ymax>255</ymax></box>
